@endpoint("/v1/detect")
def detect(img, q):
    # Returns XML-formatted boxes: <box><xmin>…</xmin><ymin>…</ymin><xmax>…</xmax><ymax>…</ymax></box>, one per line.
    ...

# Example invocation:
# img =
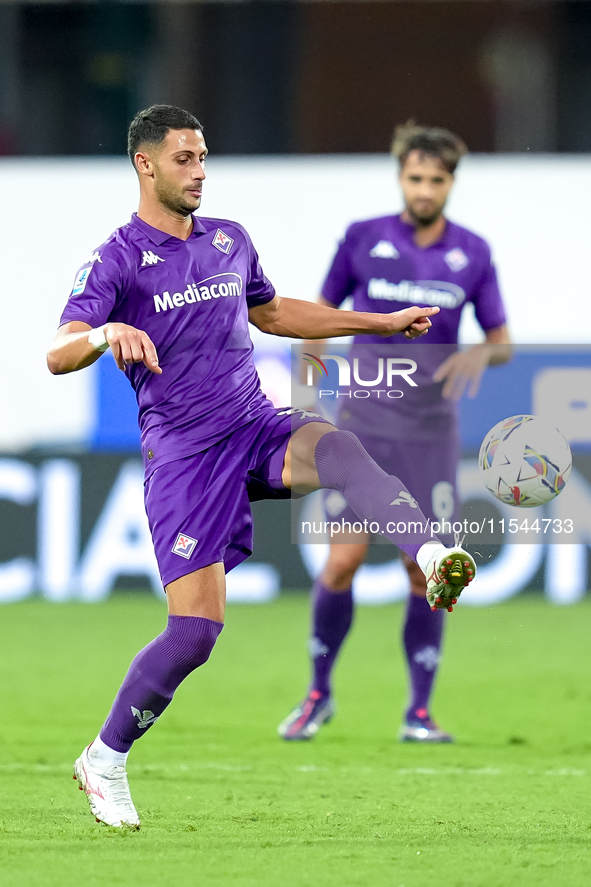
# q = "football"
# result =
<box><xmin>478</xmin><ymin>414</ymin><xmax>572</xmax><ymax>507</ymax></box>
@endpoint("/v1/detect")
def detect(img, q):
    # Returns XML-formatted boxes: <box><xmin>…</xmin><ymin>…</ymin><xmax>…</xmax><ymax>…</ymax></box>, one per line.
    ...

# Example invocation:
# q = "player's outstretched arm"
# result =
<box><xmin>248</xmin><ymin>295</ymin><xmax>439</xmax><ymax>340</ymax></box>
<box><xmin>47</xmin><ymin>321</ymin><xmax>162</xmax><ymax>375</ymax></box>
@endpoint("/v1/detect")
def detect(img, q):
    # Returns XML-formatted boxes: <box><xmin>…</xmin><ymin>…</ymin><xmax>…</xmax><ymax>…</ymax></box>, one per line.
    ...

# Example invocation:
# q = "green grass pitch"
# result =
<box><xmin>1</xmin><ymin>592</ymin><xmax>590</xmax><ymax>887</ymax></box>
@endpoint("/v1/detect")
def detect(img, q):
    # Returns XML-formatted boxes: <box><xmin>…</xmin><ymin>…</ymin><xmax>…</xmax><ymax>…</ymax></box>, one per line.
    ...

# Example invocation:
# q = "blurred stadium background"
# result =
<box><xmin>1</xmin><ymin>0</ymin><xmax>591</xmax><ymax>609</ymax></box>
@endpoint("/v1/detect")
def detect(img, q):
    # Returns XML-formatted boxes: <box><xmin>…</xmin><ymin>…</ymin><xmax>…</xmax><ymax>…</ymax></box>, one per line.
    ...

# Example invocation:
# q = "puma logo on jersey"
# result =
<box><xmin>141</xmin><ymin>250</ymin><xmax>165</xmax><ymax>266</ymax></box>
<box><xmin>390</xmin><ymin>491</ymin><xmax>419</xmax><ymax>508</ymax></box>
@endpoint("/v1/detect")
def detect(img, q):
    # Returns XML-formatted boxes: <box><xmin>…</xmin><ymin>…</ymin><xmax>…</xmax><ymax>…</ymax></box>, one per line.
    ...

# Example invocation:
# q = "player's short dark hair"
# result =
<box><xmin>127</xmin><ymin>105</ymin><xmax>204</xmax><ymax>167</ymax></box>
<box><xmin>391</xmin><ymin>122</ymin><xmax>467</xmax><ymax>174</ymax></box>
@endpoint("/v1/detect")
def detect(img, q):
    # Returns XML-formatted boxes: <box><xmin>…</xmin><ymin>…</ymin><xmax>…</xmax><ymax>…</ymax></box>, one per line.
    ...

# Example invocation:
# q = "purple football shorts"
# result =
<box><xmin>323</xmin><ymin>432</ymin><xmax>460</xmax><ymax>543</ymax></box>
<box><xmin>145</xmin><ymin>406</ymin><xmax>331</xmax><ymax>587</ymax></box>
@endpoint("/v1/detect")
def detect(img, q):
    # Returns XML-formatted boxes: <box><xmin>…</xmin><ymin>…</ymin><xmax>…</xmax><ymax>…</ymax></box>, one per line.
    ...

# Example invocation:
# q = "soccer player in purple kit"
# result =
<box><xmin>278</xmin><ymin>123</ymin><xmax>510</xmax><ymax>743</ymax></box>
<box><xmin>48</xmin><ymin>107</ymin><xmax>477</xmax><ymax>829</ymax></box>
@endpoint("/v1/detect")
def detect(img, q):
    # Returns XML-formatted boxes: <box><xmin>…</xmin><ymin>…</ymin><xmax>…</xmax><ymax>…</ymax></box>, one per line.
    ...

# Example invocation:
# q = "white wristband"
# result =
<box><xmin>88</xmin><ymin>326</ymin><xmax>109</xmax><ymax>352</ymax></box>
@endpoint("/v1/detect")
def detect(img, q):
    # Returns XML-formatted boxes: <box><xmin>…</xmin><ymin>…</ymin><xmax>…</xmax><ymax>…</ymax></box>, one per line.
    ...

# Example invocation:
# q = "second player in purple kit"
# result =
<box><xmin>279</xmin><ymin>123</ymin><xmax>510</xmax><ymax>743</ymax></box>
<box><xmin>48</xmin><ymin>107</ymin><xmax>478</xmax><ymax>830</ymax></box>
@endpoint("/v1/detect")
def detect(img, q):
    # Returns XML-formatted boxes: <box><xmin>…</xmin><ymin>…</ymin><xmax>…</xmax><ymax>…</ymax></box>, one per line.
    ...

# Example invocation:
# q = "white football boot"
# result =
<box><xmin>73</xmin><ymin>745</ymin><xmax>140</xmax><ymax>829</ymax></box>
<box><xmin>424</xmin><ymin>546</ymin><xmax>476</xmax><ymax>611</ymax></box>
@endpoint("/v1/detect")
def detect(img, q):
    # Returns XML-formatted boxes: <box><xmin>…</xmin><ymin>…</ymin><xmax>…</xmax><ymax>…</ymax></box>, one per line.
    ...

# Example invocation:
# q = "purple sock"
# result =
<box><xmin>315</xmin><ymin>431</ymin><xmax>440</xmax><ymax>561</ymax></box>
<box><xmin>309</xmin><ymin>580</ymin><xmax>354</xmax><ymax>698</ymax></box>
<box><xmin>100</xmin><ymin>615</ymin><xmax>223</xmax><ymax>752</ymax></box>
<box><xmin>403</xmin><ymin>593</ymin><xmax>444</xmax><ymax>719</ymax></box>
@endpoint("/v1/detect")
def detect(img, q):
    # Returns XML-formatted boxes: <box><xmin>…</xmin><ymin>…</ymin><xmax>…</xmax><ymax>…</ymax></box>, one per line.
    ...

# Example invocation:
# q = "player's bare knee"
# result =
<box><xmin>284</xmin><ymin>422</ymin><xmax>337</xmax><ymax>493</ymax></box>
<box><xmin>403</xmin><ymin>553</ymin><xmax>428</xmax><ymax>595</ymax></box>
<box><xmin>166</xmin><ymin>563</ymin><xmax>226</xmax><ymax>621</ymax></box>
<box><xmin>321</xmin><ymin>568</ymin><xmax>358</xmax><ymax>590</ymax></box>
<box><xmin>322</xmin><ymin>543</ymin><xmax>368</xmax><ymax>588</ymax></box>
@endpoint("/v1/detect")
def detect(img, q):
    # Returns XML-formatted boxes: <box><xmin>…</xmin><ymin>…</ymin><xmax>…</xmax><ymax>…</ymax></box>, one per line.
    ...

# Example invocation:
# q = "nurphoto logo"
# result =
<box><xmin>303</xmin><ymin>352</ymin><xmax>418</xmax><ymax>400</ymax></box>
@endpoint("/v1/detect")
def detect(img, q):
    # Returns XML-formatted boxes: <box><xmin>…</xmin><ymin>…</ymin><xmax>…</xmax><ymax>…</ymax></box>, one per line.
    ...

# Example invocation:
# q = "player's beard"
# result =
<box><xmin>407</xmin><ymin>204</ymin><xmax>444</xmax><ymax>228</ymax></box>
<box><xmin>154</xmin><ymin>177</ymin><xmax>199</xmax><ymax>218</ymax></box>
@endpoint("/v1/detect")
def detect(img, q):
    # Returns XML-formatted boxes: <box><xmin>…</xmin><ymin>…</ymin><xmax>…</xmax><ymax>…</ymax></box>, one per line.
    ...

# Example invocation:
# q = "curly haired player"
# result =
<box><xmin>278</xmin><ymin>123</ymin><xmax>509</xmax><ymax>744</ymax></box>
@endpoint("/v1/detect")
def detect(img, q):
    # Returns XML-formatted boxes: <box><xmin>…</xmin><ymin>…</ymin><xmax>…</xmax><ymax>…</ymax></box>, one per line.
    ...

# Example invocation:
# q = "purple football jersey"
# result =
<box><xmin>321</xmin><ymin>214</ymin><xmax>506</xmax><ymax>439</ymax></box>
<box><xmin>323</xmin><ymin>214</ymin><xmax>505</xmax><ymax>339</ymax></box>
<box><xmin>60</xmin><ymin>214</ymin><xmax>276</xmax><ymax>476</ymax></box>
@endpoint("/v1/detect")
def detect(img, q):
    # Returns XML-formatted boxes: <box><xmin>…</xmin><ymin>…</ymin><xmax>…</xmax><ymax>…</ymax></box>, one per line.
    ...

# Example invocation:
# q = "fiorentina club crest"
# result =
<box><xmin>212</xmin><ymin>228</ymin><xmax>234</xmax><ymax>255</ymax></box>
<box><xmin>444</xmin><ymin>248</ymin><xmax>469</xmax><ymax>272</ymax></box>
<box><xmin>172</xmin><ymin>532</ymin><xmax>198</xmax><ymax>559</ymax></box>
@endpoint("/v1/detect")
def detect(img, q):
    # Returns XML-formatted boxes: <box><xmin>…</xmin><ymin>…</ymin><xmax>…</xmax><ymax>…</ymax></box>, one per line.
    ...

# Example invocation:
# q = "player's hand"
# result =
<box><xmin>380</xmin><ymin>306</ymin><xmax>440</xmax><ymax>338</ymax></box>
<box><xmin>433</xmin><ymin>345</ymin><xmax>492</xmax><ymax>400</ymax></box>
<box><xmin>105</xmin><ymin>323</ymin><xmax>162</xmax><ymax>375</ymax></box>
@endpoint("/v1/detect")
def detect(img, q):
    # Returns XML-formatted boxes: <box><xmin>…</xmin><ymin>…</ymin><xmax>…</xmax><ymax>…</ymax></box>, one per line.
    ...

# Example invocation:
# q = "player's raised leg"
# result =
<box><xmin>74</xmin><ymin>563</ymin><xmax>225</xmax><ymax>828</ymax></box>
<box><xmin>285</xmin><ymin>423</ymin><xmax>476</xmax><ymax>606</ymax></box>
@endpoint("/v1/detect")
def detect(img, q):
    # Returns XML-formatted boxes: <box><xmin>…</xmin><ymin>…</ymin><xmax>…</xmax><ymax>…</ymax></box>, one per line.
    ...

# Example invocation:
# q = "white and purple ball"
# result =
<box><xmin>478</xmin><ymin>415</ymin><xmax>572</xmax><ymax>508</ymax></box>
